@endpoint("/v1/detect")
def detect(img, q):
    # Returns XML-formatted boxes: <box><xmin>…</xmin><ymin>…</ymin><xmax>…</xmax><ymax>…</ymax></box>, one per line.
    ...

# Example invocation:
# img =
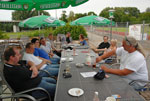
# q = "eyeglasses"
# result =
<box><xmin>125</xmin><ymin>37</ymin><xmax>132</xmax><ymax>45</ymax></box>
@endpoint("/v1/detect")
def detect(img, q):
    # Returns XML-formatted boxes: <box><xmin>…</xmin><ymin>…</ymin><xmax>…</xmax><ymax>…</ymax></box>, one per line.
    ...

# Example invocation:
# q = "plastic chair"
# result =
<box><xmin>20</xmin><ymin>35</ymin><xmax>30</xmax><ymax>48</ymax></box>
<box><xmin>57</xmin><ymin>34</ymin><xmax>66</xmax><ymax>43</ymax></box>
<box><xmin>137</xmin><ymin>54</ymin><xmax>150</xmax><ymax>100</ymax></box>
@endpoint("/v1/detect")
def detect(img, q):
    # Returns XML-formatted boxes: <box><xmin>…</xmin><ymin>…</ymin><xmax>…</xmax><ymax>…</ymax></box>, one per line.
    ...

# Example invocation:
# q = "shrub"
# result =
<box><xmin>0</xmin><ymin>30</ymin><xmax>4</xmax><ymax>39</ymax></box>
<box><xmin>2</xmin><ymin>25</ymin><xmax>87</xmax><ymax>40</ymax></box>
<box><xmin>53</xmin><ymin>24</ymin><xmax>87</xmax><ymax>40</ymax></box>
<box><xmin>3</xmin><ymin>27</ymin><xmax>54</xmax><ymax>39</ymax></box>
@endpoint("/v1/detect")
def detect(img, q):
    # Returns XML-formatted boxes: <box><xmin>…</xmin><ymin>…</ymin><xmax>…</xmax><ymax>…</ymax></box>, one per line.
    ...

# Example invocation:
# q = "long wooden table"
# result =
<box><xmin>54</xmin><ymin>49</ymin><xmax>145</xmax><ymax>101</ymax></box>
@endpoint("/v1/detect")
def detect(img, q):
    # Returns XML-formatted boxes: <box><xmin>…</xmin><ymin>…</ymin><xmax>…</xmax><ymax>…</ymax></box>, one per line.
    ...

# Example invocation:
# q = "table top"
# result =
<box><xmin>54</xmin><ymin>49</ymin><xmax>145</xmax><ymax>101</ymax></box>
<box><xmin>61</xmin><ymin>43</ymin><xmax>89</xmax><ymax>49</ymax></box>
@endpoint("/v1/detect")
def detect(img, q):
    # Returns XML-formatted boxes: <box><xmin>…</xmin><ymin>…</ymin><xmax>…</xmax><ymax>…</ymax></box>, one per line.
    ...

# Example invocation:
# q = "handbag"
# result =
<box><xmin>94</xmin><ymin>69</ymin><xmax>105</xmax><ymax>80</ymax></box>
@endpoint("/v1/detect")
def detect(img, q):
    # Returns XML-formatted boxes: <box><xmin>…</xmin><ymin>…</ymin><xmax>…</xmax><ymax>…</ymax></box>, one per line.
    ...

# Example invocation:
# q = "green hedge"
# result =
<box><xmin>2</xmin><ymin>28</ymin><xmax>53</xmax><ymax>39</ymax></box>
<box><xmin>53</xmin><ymin>24</ymin><xmax>87</xmax><ymax>40</ymax></box>
<box><xmin>1</xmin><ymin>25</ymin><xmax>87</xmax><ymax>40</ymax></box>
<box><xmin>0</xmin><ymin>30</ymin><xmax>6</xmax><ymax>39</ymax></box>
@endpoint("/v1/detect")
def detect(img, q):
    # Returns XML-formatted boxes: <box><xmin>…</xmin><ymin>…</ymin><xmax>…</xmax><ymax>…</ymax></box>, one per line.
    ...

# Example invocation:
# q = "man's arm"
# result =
<box><xmin>38</xmin><ymin>56</ymin><xmax>51</xmax><ymax>64</ymax></box>
<box><xmin>96</xmin><ymin>48</ymin><xmax>116</xmax><ymax>63</ymax></box>
<box><xmin>35</xmin><ymin>60</ymin><xmax>47</xmax><ymax>70</ymax></box>
<box><xmin>95</xmin><ymin>48</ymin><xmax>107</xmax><ymax>52</ymax></box>
<box><xmin>51</xmin><ymin>44</ymin><xmax>57</xmax><ymax>51</ymax></box>
<box><xmin>101</xmin><ymin>65</ymin><xmax>134</xmax><ymax>76</ymax></box>
<box><xmin>27</xmin><ymin>61</ymin><xmax>38</xmax><ymax>78</ymax></box>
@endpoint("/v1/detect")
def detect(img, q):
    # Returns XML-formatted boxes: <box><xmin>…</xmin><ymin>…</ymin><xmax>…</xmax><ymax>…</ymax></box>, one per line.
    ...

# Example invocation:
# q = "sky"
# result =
<box><xmin>0</xmin><ymin>0</ymin><xmax>150</xmax><ymax>21</ymax></box>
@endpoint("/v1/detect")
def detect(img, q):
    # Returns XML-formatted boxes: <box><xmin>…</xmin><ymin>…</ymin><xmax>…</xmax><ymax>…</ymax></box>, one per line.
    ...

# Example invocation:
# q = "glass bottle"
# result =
<box><xmin>73</xmin><ymin>47</ymin><xmax>76</xmax><ymax>56</ymax></box>
<box><xmin>86</xmin><ymin>54</ymin><xmax>91</xmax><ymax>66</ymax></box>
<box><xmin>93</xmin><ymin>92</ymin><xmax>100</xmax><ymax>101</ymax></box>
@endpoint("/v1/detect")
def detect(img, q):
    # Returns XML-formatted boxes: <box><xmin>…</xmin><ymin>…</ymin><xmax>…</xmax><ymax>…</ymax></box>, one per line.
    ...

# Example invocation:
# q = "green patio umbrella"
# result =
<box><xmin>19</xmin><ymin>15</ymin><xmax>66</xmax><ymax>28</ymax></box>
<box><xmin>70</xmin><ymin>15</ymin><xmax>115</xmax><ymax>26</ymax></box>
<box><xmin>0</xmin><ymin>0</ymin><xmax>89</xmax><ymax>10</ymax></box>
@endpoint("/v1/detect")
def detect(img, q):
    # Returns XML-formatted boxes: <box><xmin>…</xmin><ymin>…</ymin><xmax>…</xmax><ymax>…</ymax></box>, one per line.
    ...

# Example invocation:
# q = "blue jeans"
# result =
<box><xmin>123</xmin><ymin>78</ymin><xmax>145</xmax><ymax>91</ymax></box>
<box><xmin>48</xmin><ymin>64</ymin><xmax>59</xmax><ymax>68</ymax></box>
<box><xmin>39</xmin><ymin>64</ymin><xmax>59</xmax><ymax>77</ymax></box>
<box><xmin>32</xmin><ymin>77</ymin><xmax>56</xmax><ymax>98</ymax></box>
<box><xmin>50</xmin><ymin>57</ymin><xmax>60</xmax><ymax>64</ymax></box>
<box><xmin>129</xmin><ymin>81</ymin><xmax>145</xmax><ymax>91</ymax></box>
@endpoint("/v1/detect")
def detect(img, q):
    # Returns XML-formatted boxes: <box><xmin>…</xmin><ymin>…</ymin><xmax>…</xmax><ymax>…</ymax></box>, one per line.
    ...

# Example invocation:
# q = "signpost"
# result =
<box><xmin>109</xmin><ymin>9</ymin><xmax>115</xmax><ymax>41</ymax></box>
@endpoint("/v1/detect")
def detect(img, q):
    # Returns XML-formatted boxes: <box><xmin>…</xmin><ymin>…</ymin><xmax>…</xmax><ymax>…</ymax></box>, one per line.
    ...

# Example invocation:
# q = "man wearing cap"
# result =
<box><xmin>96</xmin><ymin>36</ymin><xmax>148</xmax><ymax>90</ymax></box>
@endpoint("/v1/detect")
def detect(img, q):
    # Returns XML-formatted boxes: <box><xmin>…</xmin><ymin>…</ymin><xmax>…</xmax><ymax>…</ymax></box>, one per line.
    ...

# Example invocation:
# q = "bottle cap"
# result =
<box><xmin>95</xmin><ymin>91</ymin><xmax>98</xmax><ymax>95</ymax></box>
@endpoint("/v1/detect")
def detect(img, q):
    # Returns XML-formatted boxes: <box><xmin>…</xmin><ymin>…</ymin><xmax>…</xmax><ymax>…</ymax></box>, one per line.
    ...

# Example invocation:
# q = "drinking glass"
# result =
<box><xmin>92</xmin><ymin>55</ymin><xmax>96</xmax><ymax>69</ymax></box>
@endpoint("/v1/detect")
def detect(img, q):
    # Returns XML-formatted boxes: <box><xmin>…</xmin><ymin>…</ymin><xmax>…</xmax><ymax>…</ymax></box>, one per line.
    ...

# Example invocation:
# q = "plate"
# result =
<box><xmin>68</xmin><ymin>88</ymin><xmax>84</xmax><ymax>97</ymax></box>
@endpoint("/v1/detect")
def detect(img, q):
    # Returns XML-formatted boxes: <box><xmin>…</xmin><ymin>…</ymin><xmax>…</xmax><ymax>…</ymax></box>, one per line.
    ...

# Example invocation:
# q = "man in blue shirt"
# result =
<box><xmin>31</xmin><ymin>38</ymin><xmax>59</xmax><ymax>64</ymax></box>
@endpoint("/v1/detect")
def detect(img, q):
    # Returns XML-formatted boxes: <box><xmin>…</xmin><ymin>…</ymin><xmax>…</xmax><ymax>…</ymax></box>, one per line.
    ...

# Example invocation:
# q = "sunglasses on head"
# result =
<box><xmin>125</xmin><ymin>37</ymin><xmax>132</xmax><ymax>45</ymax></box>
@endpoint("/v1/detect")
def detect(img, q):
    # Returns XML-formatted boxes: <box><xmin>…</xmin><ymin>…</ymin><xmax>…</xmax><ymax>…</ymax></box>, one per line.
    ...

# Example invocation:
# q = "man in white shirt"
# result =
<box><xmin>40</xmin><ymin>37</ymin><xmax>60</xmax><ymax>63</ymax></box>
<box><xmin>23</xmin><ymin>43</ymin><xmax>59</xmax><ymax>77</ymax></box>
<box><xmin>48</xmin><ymin>34</ymin><xmax>61</xmax><ymax>57</ymax></box>
<box><xmin>96</xmin><ymin>36</ymin><xmax>148</xmax><ymax>90</ymax></box>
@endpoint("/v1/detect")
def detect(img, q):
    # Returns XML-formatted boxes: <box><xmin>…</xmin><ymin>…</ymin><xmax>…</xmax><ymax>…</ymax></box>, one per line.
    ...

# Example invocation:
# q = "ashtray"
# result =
<box><xmin>76</xmin><ymin>63</ymin><xmax>84</xmax><ymax>68</ymax></box>
<box><xmin>63</xmin><ymin>72</ymin><xmax>72</xmax><ymax>78</ymax></box>
<box><xmin>68</xmin><ymin>57</ymin><xmax>73</xmax><ymax>62</ymax></box>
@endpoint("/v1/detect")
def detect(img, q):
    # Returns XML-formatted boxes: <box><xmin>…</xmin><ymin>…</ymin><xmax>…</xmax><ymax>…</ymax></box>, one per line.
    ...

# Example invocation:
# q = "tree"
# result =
<box><xmin>99</xmin><ymin>7</ymin><xmax>112</xmax><ymax>19</ymax></box>
<box><xmin>146</xmin><ymin>7</ymin><xmax>150</xmax><ymax>12</ymax></box>
<box><xmin>124</xmin><ymin>7</ymin><xmax>140</xmax><ymax>17</ymax></box>
<box><xmin>12</xmin><ymin>10</ymin><xmax>50</xmax><ymax>20</ymax></box>
<box><xmin>139</xmin><ymin>12</ymin><xmax>150</xmax><ymax>23</ymax></box>
<box><xmin>99</xmin><ymin>7</ymin><xmax>140</xmax><ymax>22</ymax></box>
<box><xmin>74</xmin><ymin>13</ymin><xmax>87</xmax><ymax>20</ymax></box>
<box><xmin>87</xmin><ymin>12</ymin><xmax>97</xmax><ymax>16</ymax></box>
<box><xmin>60</xmin><ymin>10</ymin><xmax>67</xmax><ymax>22</ymax></box>
<box><xmin>67</xmin><ymin>11</ymin><xmax>75</xmax><ymax>22</ymax></box>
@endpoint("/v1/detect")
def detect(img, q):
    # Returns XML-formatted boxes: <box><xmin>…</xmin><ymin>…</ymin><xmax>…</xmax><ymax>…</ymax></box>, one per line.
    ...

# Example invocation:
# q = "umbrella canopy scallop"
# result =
<box><xmin>70</xmin><ymin>15</ymin><xmax>115</xmax><ymax>26</ymax></box>
<box><xmin>19</xmin><ymin>15</ymin><xmax>66</xmax><ymax>28</ymax></box>
<box><xmin>0</xmin><ymin>0</ymin><xmax>89</xmax><ymax>10</ymax></box>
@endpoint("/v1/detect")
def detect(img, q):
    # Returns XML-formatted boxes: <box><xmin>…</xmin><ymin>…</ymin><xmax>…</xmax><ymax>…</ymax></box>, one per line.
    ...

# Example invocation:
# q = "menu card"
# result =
<box><xmin>80</xmin><ymin>71</ymin><xmax>97</xmax><ymax>78</ymax></box>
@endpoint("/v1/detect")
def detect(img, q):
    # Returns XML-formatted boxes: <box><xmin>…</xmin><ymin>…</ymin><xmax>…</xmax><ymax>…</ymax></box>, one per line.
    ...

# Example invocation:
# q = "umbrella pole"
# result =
<box><xmin>110</xmin><ymin>18</ymin><xmax>112</xmax><ymax>41</ymax></box>
<box><xmin>90</xmin><ymin>24</ymin><xmax>93</xmax><ymax>41</ymax></box>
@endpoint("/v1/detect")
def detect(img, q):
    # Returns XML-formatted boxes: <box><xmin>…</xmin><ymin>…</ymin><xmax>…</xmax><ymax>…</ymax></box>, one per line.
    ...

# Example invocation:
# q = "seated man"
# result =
<box><xmin>48</xmin><ymin>33</ymin><xmax>61</xmax><ymax>57</ymax></box>
<box><xmin>96</xmin><ymin>36</ymin><xmax>148</xmax><ymax>90</ymax></box>
<box><xmin>31</xmin><ymin>38</ymin><xmax>59</xmax><ymax>64</ymax></box>
<box><xmin>23</xmin><ymin>43</ymin><xmax>59</xmax><ymax>77</ymax></box>
<box><xmin>4</xmin><ymin>47</ymin><xmax>56</xmax><ymax>98</ymax></box>
<box><xmin>40</xmin><ymin>37</ymin><xmax>60</xmax><ymax>63</ymax></box>
<box><xmin>92</xmin><ymin>36</ymin><xmax>110</xmax><ymax>56</ymax></box>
